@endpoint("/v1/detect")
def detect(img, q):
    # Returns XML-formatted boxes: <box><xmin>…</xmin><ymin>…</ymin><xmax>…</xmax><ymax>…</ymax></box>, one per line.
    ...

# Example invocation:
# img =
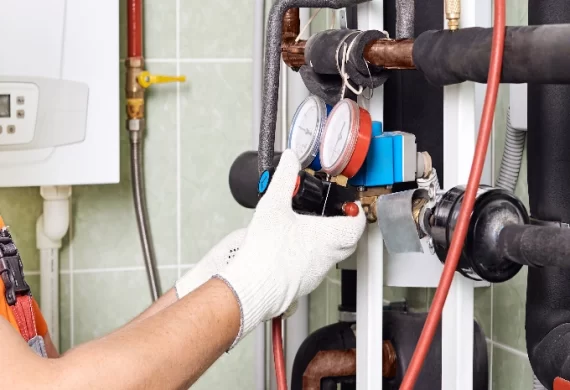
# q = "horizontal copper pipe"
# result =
<box><xmin>280</xmin><ymin>8</ymin><xmax>415</xmax><ymax>70</ymax></box>
<box><xmin>302</xmin><ymin>343</ymin><xmax>398</xmax><ymax>389</ymax></box>
<box><xmin>283</xmin><ymin>38</ymin><xmax>416</xmax><ymax>70</ymax></box>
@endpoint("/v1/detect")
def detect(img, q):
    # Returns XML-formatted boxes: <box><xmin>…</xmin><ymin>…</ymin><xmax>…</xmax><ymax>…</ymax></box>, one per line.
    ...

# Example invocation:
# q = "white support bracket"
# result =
<box><xmin>36</xmin><ymin>185</ymin><xmax>71</xmax><ymax>350</ymax></box>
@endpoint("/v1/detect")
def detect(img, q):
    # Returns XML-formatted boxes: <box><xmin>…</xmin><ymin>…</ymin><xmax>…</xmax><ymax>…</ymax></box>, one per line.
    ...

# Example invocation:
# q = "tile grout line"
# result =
<box><xmin>59</xmin><ymin>264</ymin><xmax>193</xmax><ymax>275</ymax></box>
<box><xmin>145</xmin><ymin>58</ymin><xmax>253</xmax><ymax>64</ymax></box>
<box><xmin>176</xmin><ymin>0</ymin><xmax>181</xmax><ymax>279</ymax></box>
<box><xmin>487</xmin><ymin>338</ymin><xmax>528</xmax><ymax>359</ymax></box>
<box><xmin>69</xmin><ymin>194</ymin><xmax>75</xmax><ymax>348</ymax></box>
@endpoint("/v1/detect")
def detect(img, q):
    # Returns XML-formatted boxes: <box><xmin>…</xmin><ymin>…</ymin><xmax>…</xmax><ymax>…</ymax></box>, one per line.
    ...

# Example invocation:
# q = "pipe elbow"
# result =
<box><xmin>38</xmin><ymin>186</ymin><xmax>72</xmax><ymax>247</ymax></box>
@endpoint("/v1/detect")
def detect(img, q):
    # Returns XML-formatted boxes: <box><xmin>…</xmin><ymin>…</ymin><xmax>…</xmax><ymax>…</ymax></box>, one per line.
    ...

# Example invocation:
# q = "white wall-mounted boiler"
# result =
<box><xmin>0</xmin><ymin>0</ymin><xmax>120</xmax><ymax>187</ymax></box>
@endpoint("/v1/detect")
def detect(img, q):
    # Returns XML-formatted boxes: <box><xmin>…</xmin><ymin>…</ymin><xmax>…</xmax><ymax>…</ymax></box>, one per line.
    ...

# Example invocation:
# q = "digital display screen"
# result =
<box><xmin>0</xmin><ymin>95</ymin><xmax>9</xmax><ymax>118</ymax></box>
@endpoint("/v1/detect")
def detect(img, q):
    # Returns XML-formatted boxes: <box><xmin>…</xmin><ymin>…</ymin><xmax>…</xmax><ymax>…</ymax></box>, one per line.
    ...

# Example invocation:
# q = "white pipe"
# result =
<box><xmin>285</xmin><ymin>7</ymin><xmax>311</xmax><ymax>385</ymax></box>
<box><xmin>39</xmin><ymin>246</ymin><xmax>59</xmax><ymax>347</ymax></box>
<box><xmin>253</xmin><ymin>1</ymin><xmax>267</xmax><ymax>388</ymax></box>
<box><xmin>37</xmin><ymin>185</ymin><xmax>71</xmax><ymax>351</ymax></box>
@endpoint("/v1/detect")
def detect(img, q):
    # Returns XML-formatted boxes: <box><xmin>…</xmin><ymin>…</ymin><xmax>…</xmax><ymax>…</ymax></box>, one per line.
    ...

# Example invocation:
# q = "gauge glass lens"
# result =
<box><xmin>288</xmin><ymin>96</ymin><xmax>326</xmax><ymax>167</ymax></box>
<box><xmin>320</xmin><ymin>100</ymin><xmax>355</xmax><ymax>174</ymax></box>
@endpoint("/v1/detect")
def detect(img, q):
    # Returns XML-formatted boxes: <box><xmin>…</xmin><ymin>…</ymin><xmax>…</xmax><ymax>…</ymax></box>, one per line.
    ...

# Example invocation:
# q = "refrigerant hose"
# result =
<box><xmin>130</xmin><ymin>135</ymin><xmax>162</xmax><ymax>301</ymax></box>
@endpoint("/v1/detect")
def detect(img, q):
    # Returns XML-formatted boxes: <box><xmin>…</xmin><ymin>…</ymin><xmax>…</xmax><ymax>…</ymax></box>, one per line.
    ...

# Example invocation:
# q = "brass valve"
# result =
<box><xmin>137</xmin><ymin>71</ymin><xmax>187</xmax><ymax>89</ymax></box>
<box><xmin>445</xmin><ymin>0</ymin><xmax>461</xmax><ymax>30</ymax></box>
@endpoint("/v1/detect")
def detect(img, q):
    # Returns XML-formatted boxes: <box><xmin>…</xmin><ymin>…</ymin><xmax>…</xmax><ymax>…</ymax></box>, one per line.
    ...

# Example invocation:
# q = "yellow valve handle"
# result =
<box><xmin>137</xmin><ymin>71</ymin><xmax>187</xmax><ymax>88</ymax></box>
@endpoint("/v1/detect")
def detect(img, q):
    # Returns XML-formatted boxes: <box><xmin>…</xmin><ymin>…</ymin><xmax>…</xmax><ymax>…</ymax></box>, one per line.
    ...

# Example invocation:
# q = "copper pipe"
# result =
<box><xmin>302</xmin><ymin>350</ymin><xmax>357</xmax><ymax>390</ymax></box>
<box><xmin>282</xmin><ymin>37</ymin><xmax>416</xmax><ymax>70</ymax></box>
<box><xmin>302</xmin><ymin>343</ymin><xmax>398</xmax><ymax>389</ymax></box>
<box><xmin>364</xmin><ymin>39</ymin><xmax>415</xmax><ymax>69</ymax></box>
<box><xmin>383</xmin><ymin>341</ymin><xmax>398</xmax><ymax>379</ymax></box>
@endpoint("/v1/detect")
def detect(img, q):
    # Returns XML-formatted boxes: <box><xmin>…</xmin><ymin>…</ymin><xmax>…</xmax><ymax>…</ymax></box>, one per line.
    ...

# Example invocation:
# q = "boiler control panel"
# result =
<box><xmin>0</xmin><ymin>83</ymin><xmax>39</xmax><ymax>146</ymax></box>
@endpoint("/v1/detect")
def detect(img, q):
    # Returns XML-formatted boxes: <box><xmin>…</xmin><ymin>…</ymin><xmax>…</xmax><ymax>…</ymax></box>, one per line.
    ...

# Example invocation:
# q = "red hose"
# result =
<box><xmin>127</xmin><ymin>0</ymin><xmax>143</xmax><ymax>58</ymax></box>
<box><xmin>273</xmin><ymin>317</ymin><xmax>288</xmax><ymax>390</ymax></box>
<box><xmin>400</xmin><ymin>1</ymin><xmax>506</xmax><ymax>388</ymax></box>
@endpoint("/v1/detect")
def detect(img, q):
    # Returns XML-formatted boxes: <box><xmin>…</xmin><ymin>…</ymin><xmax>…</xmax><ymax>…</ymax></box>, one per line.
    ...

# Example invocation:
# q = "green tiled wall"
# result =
<box><xmin>0</xmin><ymin>1</ymin><xmax>537</xmax><ymax>389</ymax></box>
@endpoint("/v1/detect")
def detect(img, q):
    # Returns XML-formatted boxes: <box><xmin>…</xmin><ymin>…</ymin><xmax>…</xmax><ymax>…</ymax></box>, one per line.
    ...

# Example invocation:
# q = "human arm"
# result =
<box><xmin>1</xmin><ymin>278</ymin><xmax>239</xmax><ymax>390</ymax></box>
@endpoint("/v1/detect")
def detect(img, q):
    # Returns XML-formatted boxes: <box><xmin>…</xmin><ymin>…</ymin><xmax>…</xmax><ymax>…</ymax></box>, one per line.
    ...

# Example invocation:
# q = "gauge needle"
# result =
<box><xmin>299</xmin><ymin>126</ymin><xmax>312</xmax><ymax>136</ymax></box>
<box><xmin>334</xmin><ymin>123</ymin><xmax>346</xmax><ymax>152</ymax></box>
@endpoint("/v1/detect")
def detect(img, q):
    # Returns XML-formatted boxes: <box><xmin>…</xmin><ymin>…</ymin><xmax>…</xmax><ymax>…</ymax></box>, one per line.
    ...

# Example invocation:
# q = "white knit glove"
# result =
<box><xmin>175</xmin><ymin>229</ymin><xmax>247</xmax><ymax>299</ymax></box>
<box><xmin>215</xmin><ymin>149</ymin><xmax>367</xmax><ymax>347</ymax></box>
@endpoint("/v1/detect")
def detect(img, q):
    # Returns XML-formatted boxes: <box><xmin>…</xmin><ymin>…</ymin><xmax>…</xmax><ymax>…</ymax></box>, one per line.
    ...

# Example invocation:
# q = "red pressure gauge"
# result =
<box><xmin>319</xmin><ymin>99</ymin><xmax>372</xmax><ymax>178</ymax></box>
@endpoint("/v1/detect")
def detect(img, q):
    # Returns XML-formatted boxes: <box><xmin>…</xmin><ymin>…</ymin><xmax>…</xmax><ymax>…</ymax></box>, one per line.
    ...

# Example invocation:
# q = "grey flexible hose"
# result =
<box><xmin>533</xmin><ymin>375</ymin><xmax>547</xmax><ymax>390</ymax></box>
<box><xmin>130</xmin><ymin>135</ymin><xmax>162</xmax><ymax>301</ymax></box>
<box><xmin>496</xmin><ymin>108</ymin><xmax>527</xmax><ymax>193</ymax></box>
<box><xmin>258</xmin><ymin>0</ymin><xmax>370</xmax><ymax>175</ymax></box>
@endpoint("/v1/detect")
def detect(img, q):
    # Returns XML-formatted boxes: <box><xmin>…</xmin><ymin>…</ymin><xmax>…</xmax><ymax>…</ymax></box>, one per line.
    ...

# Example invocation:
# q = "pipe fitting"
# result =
<box><xmin>39</xmin><ymin>186</ymin><xmax>72</xmax><ymax>246</ymax></box>
<box><xmin>125</xmin><ymin>57</ymin><xmax>145</xmax><ymax>122</ymax></box>
<box><xmin>445</xmin><ymin>0</ymin><xmax>461</xmax><ymax>31</ymax></box>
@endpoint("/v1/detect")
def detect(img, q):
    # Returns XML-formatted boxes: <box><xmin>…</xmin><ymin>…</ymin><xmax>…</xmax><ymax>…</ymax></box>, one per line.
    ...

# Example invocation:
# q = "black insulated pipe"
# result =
<box><xmin>259</xmin><ymin>0</ymin><xmax>370</xmax><ymax>175</ymax></box>
<box><xmin>499</xmin><ymin>225</ymin><xmax>570</xmax><ymax>269</ymax></box>
<box><xmin>526</xmin><ymin>1</ymin><xmax>570</xmax><ymax>388</ymax></box>
<box><xmin>413</xmin><ymin>25</ymin><xmax>570</xmax><ymax>86</ymax></box>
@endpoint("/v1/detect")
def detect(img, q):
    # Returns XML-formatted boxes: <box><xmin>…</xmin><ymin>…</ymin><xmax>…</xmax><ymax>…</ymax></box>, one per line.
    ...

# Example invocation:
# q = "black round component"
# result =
<box><xmin>229</xmin><ymin>151</ymin><xmax>282</xmax><ymax>209</ymax></box>
<box><xmin>430</xmin><ymin>186</ymin><xmax>529</xmax><ymax>283</ymax></box>
<box><xmin>292</xmin><ymin>171</ymin><xmax>325</xmax><ymax>213</ymax></box>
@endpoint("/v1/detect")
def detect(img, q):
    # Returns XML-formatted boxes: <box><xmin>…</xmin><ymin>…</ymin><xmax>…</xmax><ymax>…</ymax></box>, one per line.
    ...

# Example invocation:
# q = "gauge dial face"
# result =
<box><xmin>320</xmin><ymin>99</ymin><xmax>360</xmax><ymax>176</ymax></box>
<box><xmin>288</xmin><ymin>96</ymin><xmax>327</xmax><ymax>168</ymax></box>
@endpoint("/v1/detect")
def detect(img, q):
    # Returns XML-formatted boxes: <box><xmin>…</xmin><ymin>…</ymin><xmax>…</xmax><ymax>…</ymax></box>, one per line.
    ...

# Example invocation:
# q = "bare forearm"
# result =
<box><xmin>124</xmin><ymin>288</ymin><xmax>178</xmax><ymax>327</ymax></box>
<box><xmin>0</xmin><ymin>279</ymin><xmax>240</xmax><ymax>390</ymax></box>
<box><xmin>57</xmin><ymin>279</ymin><xmax>239</xmax><ymax>389</ymax></box>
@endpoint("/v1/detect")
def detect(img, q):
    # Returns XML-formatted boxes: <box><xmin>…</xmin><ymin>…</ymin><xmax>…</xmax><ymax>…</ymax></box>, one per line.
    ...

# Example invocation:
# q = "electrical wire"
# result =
<box><xmin>399</xmin><ymin>0</ymin><xmax>506</xmax><ymax>388</ymax></box>
<box><xmin>273</xmin><ymin>317</ymin><xmax>288</xmax><ymax>390</ymax></box>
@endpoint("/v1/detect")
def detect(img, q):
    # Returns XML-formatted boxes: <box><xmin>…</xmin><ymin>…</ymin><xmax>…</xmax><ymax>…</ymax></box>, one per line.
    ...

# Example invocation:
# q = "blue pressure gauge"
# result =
<box><xmin>288</xmin><ymin>96</ymin><xmax>329</xmax><ymax>170</ymax></box>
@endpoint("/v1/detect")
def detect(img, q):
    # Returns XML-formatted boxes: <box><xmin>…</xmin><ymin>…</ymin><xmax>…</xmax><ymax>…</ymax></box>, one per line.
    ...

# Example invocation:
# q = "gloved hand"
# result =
<box><xmin>175</xmin><ymin>229</ymin><xmax>247</xmax><ymax>299</ymax></box>
<box><xmin>215</xmin><ymin>150</ymin><xmax>367</xmax><ymax>347</ymax></box>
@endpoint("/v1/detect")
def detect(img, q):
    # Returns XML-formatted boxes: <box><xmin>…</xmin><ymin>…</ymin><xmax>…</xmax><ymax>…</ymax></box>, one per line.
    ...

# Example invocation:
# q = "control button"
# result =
<box><xmin>16</xmin><ymin>96</ymin><xmax>24</xmax><ymax>105</ymax></box>
<box><xmin>16</xmin><ymin>110</ymin><xmax>25</xmax><ymax>119</ymax></box>
<box><xmin>7</xmin><ymin>125</ymin><xmax>15</xmax><ymax>134</ymax></box>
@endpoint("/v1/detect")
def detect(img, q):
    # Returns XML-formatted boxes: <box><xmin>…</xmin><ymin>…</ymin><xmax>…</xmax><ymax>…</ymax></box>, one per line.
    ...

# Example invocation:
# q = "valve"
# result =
<box><xmin>258</xmin><ymin>169</ymin><xmax>358</xmax><ymax>217</ymax></box>
<box><xmin>137</xmin><ymin>71</ymin><xmax>187</xmax><ymax>89</ymax></box>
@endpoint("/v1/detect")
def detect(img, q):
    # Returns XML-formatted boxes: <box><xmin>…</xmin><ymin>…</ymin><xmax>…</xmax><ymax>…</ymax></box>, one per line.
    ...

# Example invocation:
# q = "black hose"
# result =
<box><xmin>130</xmin><ymin>135</ymin><xmax>162</xmax><ymax>301</ymax></box>
<box><xmin>525</xmin><ymin>1</ymin><xmax>570</xmax><ymax>388</ymax></box>
<box><xmin>413</xmin><ymin>24</ymin><xmax>570</xmax><ymax>86</ymax></box>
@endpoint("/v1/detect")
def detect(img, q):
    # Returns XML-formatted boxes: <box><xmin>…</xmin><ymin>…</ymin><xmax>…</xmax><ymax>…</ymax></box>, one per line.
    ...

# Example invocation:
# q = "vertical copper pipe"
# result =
<box><xmin>127</xmin><ymin>0</ymin><xmax>143</xmax><ymax>58</ymax></box>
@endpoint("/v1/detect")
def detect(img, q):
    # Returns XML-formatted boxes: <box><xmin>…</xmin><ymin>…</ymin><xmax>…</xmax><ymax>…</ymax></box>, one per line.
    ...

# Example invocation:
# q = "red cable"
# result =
<box><xmin>273</xmin><ymin>317</ymin><xmax>288</xmax><ymax>390</ymax></box>
<box><xmin>127</xmin><ymin>0</ymin><xmax>143</xmax><ymax>58</ymax></box>
<box><xmin>400</xmin><ymin>1</ymin><xmax>506</xmax><ymax>388</ymax></box>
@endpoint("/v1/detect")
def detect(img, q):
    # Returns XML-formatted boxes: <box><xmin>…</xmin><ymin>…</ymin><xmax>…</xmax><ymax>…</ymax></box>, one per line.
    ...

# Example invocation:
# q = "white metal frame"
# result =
<box><xmin>355</xmin><ymin>0</ymin><xmax>492</xmax><ymax>389</ymax></box>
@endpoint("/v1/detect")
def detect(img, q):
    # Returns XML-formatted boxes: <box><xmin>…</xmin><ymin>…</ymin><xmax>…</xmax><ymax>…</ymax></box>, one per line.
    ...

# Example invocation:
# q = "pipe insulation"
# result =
<box><xmin>496</xmin><ymin>108</ymin><xmax>526</xmax><ymax>193</ymax></box>
<box><xmin>525</xmin><ymin>1</ymin><xmax>570</xmax><ymax>388</ymax></box>
<box><xmin>413</xmin><ymin>25</ymin><xmax>570</xmax><ymax>86</ymax></box>
<box><xmin>258</xmin><ymin>0</ymin><xmax>371</xmax><ymax>175</ymax></box>
<box><xmin>396</xmin><ymin>0</ymin><xmax>415</xmax><ymax>39</ymax></box>
<box><xmin>499</xmin><ymin>225</ymin><xmax>570</xmax><ymax>269</ymax></box>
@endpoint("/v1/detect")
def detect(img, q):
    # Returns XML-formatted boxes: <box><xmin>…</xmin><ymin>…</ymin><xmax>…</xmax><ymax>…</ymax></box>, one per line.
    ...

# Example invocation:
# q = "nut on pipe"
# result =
<box><xmin>445</xmin><ymin>0</ymin><xmax>461</xmax><ymax>30</ymax></box>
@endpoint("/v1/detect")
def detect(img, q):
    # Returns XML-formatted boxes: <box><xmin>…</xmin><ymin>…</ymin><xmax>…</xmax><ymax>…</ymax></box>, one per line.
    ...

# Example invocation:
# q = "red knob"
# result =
<box><xmin>292</xmin><ymin>175</ymin><xmax>301</xmax><ymax>197</ymax></box>
<box><xmin>342</xmin><ymin>202</ymin><xmax>359</xmax><ymax>217</ymax></box>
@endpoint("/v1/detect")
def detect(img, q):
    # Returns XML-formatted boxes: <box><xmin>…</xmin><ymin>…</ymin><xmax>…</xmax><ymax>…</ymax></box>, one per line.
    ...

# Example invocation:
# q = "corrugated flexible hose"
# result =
<box><xmin>130</xmin><ymin>136</ymin><xmax>162</xmax><ymax>301</ymax></box>
<box><xmin>496</xmin><ymin>108</ymin><xmax>527</xmax><ymax>193</ymax></box>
